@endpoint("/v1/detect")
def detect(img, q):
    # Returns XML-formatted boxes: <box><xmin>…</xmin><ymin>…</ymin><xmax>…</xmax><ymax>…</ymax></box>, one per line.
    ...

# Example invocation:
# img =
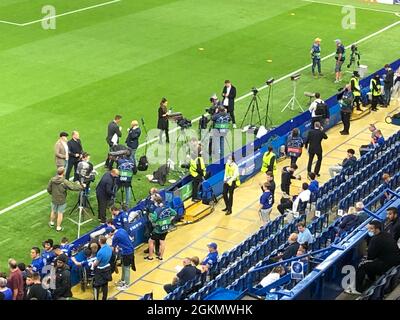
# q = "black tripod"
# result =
<box><xmin>68</xmin><ymin>181</ymin><xmax>94</xmax><ymax>238</ymax></box>
<box><xmin>264</xmin><ymin>84</ymin><xmax>274</xmax><ymax>128</ymax></box>
<box><xmin>240</xmin><ymin>91</ymin><xmax>262</xmax><ymax>128</ymax></box>
<box><xmin>116</xmin><ymin>182</ymin><xmax>136</xmax><ymax>207</ymax></box>
<box><xmin>170</xmin><ymin>127</ymin><xmax>191</xmax><ymax>178</ymax></box>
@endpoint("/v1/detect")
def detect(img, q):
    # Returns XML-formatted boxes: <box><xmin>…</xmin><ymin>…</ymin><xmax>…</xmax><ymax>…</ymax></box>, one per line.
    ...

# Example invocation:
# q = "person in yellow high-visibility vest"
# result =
<box><xmin>370</xmin><ymin>74</ymin><xmax>383</xmax><ymax>112</ymax></box>
<box><xmin>351</xmin><ymin>71</ymin><xmax>362</xmax><ymax>111</ymax></box>
<box><xmin>261</xmin><ymin>146</ymin><xmax>277</xmax><ymax>177</ymax></box>
<box><xmin>222</xmin><ymin>155</ymin><xmax>240</xmax><ymax>215</ymax></box>
<box><xmin>189</xmin><ymin>152</ymin><xmax>206</xmax><ymax>202</ymax></box>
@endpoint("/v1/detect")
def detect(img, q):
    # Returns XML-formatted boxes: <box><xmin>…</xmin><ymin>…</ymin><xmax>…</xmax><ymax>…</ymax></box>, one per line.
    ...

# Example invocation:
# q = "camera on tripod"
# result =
<box><xmin>177</xmin><ymin>117</ymin><xmax>192</xmax><ymax>129</ymax></box>
<box><xmin>108</xmin><ymin>144</ymin><xmax>132</xmax><ymax>161</ymax></box>
<box><xmin>266</xmin><ymin>78</ymin><xmax>275</xmax><ymax>86</ymax></box>
<box><xmin>350</xmin><ymin>44</ymin><xmax>358</xmax><ymax>53</ymax></box>
<box><xmin>251</xmin><ymin>87</ymin><xmax>259</xmax><ymax>95</ymax></box>
<box><xmin>78</xmin><ymin>165</ymin><xmax>97</xmax><ymax>184</ymax></box>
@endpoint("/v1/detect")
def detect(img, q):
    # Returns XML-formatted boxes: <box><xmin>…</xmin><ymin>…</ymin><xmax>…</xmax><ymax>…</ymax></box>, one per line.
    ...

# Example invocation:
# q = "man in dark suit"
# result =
<box><xmin>66</xmin><ymin>131</ymin><xmax>83</xmax><ymax>181</ymax></box>
<box><xmin>96</xmin><ymin>169</ymin><xmax>119</xmax><ymax>223</ymax></box>
<box><xmin>304</xmin><ymin>121</ymin><xmax>328</xmax><ymax>177</ymax></box>
<box><xmin>222</xmin><ymin>80</ymin><xmax>237</xmax><ymax>128</ymax></box>
<box><xmin>105</xmin><ymin>115</ymin><xmax>122</xmax><ymax>170</ymax></box>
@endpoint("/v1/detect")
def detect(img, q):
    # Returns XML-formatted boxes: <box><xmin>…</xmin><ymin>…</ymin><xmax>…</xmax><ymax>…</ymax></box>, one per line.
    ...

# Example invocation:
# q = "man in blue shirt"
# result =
<box><xmin>107</xmin><ymin>220</ymin><xmax>136</xmax><ymax>290</ymax></box>
<box><xmin>111</xmin><ymin>205</ymin><xmax>129</xmax><ymax>230</ymax></box>
<box><xmin>201</xmin><ymin>243</ymin><xmax>219</xmax><ymax>272</ymax></box>
<box><xmin>311</xmin><ymin>38</ymin><xmax>323</xmax><ymax>77</ymax></box>
<box><xmin>30</xmin><ymin>247</ymin><xmax>45</xmax><ymax>275</ymax></box>
<box><xmin>297</xmin><ymin>222</ymin><xmax>314</xmax><ymax>244</ymax></box>
<box><xmin>308</xmin><ymin>172</ymin><xmax>319</xmax><ymax>194</ymax></box>
<box><xmin>92</xmin><ymin>236</ymin><xmax>112</xmax><ymax>300</ymax></box>
<box><xmin>258</xmin><ymin>182</ymin><xmax>273</xmax><ymax>224</ymax></box>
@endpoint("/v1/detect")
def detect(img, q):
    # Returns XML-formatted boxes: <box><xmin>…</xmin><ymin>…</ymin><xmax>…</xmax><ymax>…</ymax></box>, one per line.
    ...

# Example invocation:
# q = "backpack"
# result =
<box><xmin>137</xmin><ymin>155</ymin><xmax>149</xmax><ymax>171</ymax></box>
<box><xmin>315</xmin><ymin>102</ymin><xmax>328</xmax><ymax>118</ymax></box>
<box><xmin>199</xmin><ymin>180</ymin><xmax>217</xmax><ymax>205</ymax></box>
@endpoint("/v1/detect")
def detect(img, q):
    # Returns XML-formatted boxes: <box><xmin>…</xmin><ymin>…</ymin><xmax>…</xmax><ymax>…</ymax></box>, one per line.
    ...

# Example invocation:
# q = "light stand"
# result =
<box><xmin>281</xmin><ymin>74</ymin><xmax>305</xmax><ymax>113</ymax></box>
<box><xmin>240</xmin><ymin>88</ymin><xmax>262</xmax><ymax>128</ymax></box>
<box><xmin>68</xmin><ymin>181</ymin><xmax>94</xmax><ymax>238</ymax></box>
<box><xmin>264</xmin><ymin>79</ymin><xmax>274</xmax><ymax>128</ymax></box>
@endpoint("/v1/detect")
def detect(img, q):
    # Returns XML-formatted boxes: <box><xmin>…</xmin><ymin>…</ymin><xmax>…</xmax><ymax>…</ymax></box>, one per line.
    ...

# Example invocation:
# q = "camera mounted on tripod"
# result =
<box><xmin>177</xmin><ymin>117</ymin><xmax>192</xmax><ymax>129</ymax></box>
<box><xmin>251</xmin><ymin>87</ymin><xmax>259</xmax><ymax>95</ymax></box>
<box><xmin>108</xmin><ymin>144</ymin><xmax>132</xmax><ymax>161</ymax></box>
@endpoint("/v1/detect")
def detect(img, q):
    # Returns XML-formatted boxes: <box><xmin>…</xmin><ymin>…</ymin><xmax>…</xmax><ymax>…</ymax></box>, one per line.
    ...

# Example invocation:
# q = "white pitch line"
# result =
<box><xmin>0</xmin><ymin>0</ymin><xmax>121</xmax><ymax>27</ymax></box>
<box><xmin>301</xmin><ymin>0</ymin><xmax>400</xmax><ymax>15</ymax></box>
<box><xmin>1</xmin><ymin>18</ymin><xmax>400</xmax><ymax>216</ymax></box>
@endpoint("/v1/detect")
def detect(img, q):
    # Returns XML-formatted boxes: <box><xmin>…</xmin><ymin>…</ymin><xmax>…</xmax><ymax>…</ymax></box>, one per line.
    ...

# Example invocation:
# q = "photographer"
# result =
<box><xmin>77</xmin><ymin>152</ymin><xmax>95</xmax><ymax>186</ymax></box>
<box><xmin>211</xmin><ymin>106</ymin><xmax>231</xmax><ymax>158</ymax></box>
<box><xmin>66</xmin><ymin>131</ymin><xmax>83</xmax><ymax>181</ymax></box>
<box><xmin>117</xmin><ymin>155</ymin><xmax>136</xmax><ymax>207</ymax></box>
<box><xmin>347</xmin><ymin>44</ymin><xmax>361</xmax><ymax>69</ymax></box>
<box><xmin>96</xmin><ymin>169</ymin><xmax>120</xmax><ymax>224</ymax></box>
<box><xmin>125</xmin><ymin>120</ymin><xmax>141</xmax><ymax>166</ymax></box>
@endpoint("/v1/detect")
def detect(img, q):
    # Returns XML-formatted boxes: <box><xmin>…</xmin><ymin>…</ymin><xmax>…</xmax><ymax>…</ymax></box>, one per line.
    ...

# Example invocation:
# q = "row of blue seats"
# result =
<box><xmin>339</xmin><ymin>170</ymin><xmax>400</xmax><ymax>211</ymax></box>
<box><xmin>316</xmin><ymin>131</ymin><xmax>400</xmax><ymax>199</ymax></box>
<box><xmin>357</xmin><ymin>265</ymin><xmax>400</xmax><ymax>300</ymax></box>
<box><xmin>187</xmin><ymin>214</ymin><xmax>332</xmax><ymax>300</ymax></box>
<box><xmin>164</xmin><ymin>215</ymin><xmax>285</xmax><ymax>300</ymax></box>
<box><xmin>318</xmin><ymin>156</ymin><xmax>400</xmax><ymax>213</ymax></box>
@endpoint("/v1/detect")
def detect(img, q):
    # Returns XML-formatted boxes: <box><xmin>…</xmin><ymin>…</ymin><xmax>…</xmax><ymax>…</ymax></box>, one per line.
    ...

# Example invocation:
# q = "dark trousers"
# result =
<box><xmin>353</xmin><ymin>96</ymin><xmax>361</xmax><ymax>109</ymax></box>
<box><xmin>66</xmin><ymin>158</ymin><xmax>79</xmax><ymax>181</ymax></box>
<box><xmin>96</xmin><ymin>193</ymin><xmax>109</xmax><ymax>222</ymax></box>
<box><xmin>278</xmin><ymin>201</ymin><xmax>292</xmax><ymax>215</ymax></box>
<box><xmin>290</xmin><ymin>156</ymin><xmax>298</xmax><ymax>167</ymax></box>
<box><xmin>105</xmin><ymin>145</ymin><xmax>115</xmax><ymax>170</ymax></box>
<box><xmin>355</xmin><ymin>260</ymin><xmax>387</xmax><ymax>293</ymax></box>
<box><xmin>192</xmin><ymin>175</ymin><xmax>203</xmax><ymax>200</ymax></box>
<box><xmin>93</xmin><ymin>284</ymin><xmax>108</xmax><ymax>300</ymax></box>
<box><xmin>164</xmin><ymin>283</ymin><xmax>178</xmax><ymax>294</ymax></box>
<box><xmin>223</xmin><ymin>181</ymin><xmax>236</xmax><ymax>211</ymax></box>
<box><xmin>228</xmin><ymin>108</ymin><xmax>236</xmax><ymax>124</ymax></box>
<box><xmin>341</xmin><ymin>111</ymin><xmax>351</xmax><ymax>133</ymax></box>
<box><xmin>312</xmin><ymin>58</ymin><xmax>321</xmax><ymax>74</ymax></box>
<box><xmin>384</xmin><ymin>87</ymin><xmax>392</xmax><ymax>106</ymax></box>
<box><xmin>371</xmin><ymin>95</ymin><xmax>382</xmax><ymax>110</ymax></box>
<box><xmin>307</xmin><ymin>151</ymin><xmax>323</xmax><ymax>175</ymax></box>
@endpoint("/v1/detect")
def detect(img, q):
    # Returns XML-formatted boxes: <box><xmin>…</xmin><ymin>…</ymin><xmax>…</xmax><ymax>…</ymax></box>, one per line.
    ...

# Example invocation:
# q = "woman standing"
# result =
<box><xmin>157</xmin><ymin>98</ymin><xmax>169</xmax><ymax>144</ymax></box>
<box><xmin>286</xmin><ymin>128</ymin><xmax>303</xmax><ymax>166</ymax></box>
<box><xmin>223</xmin><ymin>155</ymin><xmax>241</xmax><ymax>215</ymax></box>
<box><xmin>126</xmin><ymin>120</ymin><xmax>141</xmax><ymax>166</ymax></box>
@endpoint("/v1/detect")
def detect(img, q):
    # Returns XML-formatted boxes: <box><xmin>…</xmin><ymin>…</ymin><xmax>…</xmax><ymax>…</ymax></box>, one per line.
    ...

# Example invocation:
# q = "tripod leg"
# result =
<box><xmin>131</xmin><ymin>187</ymin><xmax>136</xmax><ymax>202</ymax></box>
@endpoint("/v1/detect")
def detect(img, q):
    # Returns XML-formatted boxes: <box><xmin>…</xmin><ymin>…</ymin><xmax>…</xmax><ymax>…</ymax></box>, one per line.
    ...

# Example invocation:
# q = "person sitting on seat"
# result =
<box><xmin>277</xmin><ymin>233</ymin><xmax>300</xmax><ymax>261</ymax></box>
<box><xmin>384</xmin><ymin>207</ymin><xmax>400</xmax><ymax>246</ymax></box>
<box><xmin>200</xmin><ymin>242</ymin><xmax>219</xmax><ymax>273</ymax></box>
<box><xmin>337</xmin><ymin>207</ymin><xmax>359</xmax><ymax>237</ymax></box>
<box><xmin>349</xmin><ymin>220</ymin><xmax>400</xmax><ymax>294</ymax></box>
<box><xmin>164</xmin><ymin>257</ymin><xmax>198</xmax><ymax>294</ymax></box>
<box><xmin>292</xmin><ymin>183</ymin><xmax>311</xmax><ymax>215</ymax></box>
<box><xmin>359</xmin><ymin>129</ymin><xmax>385</xmax><ymax>156</ymax></box>
<box><xmin>328</xmin><ymin>148</ymin><xmax>357</xmax><ymax>178</ymax></box>
<box><xmin>297</xmin><ymin>222</ymin><xmax>314</xmax><ymax>244</ymax></box>
<box><xmin>259</xmin><ymin>266</ymin><xmax>286</xmax><ymax>288</ymax></box>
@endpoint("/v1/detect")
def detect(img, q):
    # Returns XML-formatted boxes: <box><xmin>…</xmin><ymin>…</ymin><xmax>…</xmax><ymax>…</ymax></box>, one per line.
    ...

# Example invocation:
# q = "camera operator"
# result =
<box><xmin>117</xmin><ymin>155</ymin><xmax>135</xmax><ymax>207</ymax></box>
<box><xmin>66</xmin><ymin>131</ymin><xmax>83</xmax><ymax>181</ymax></box>
<box><xmin>351</xmin><ymin>71</ymin><xmax>362</xmax><ymax>111</ymax></box>
<box><xmin>105</xmin><ymin>115</ymin><xmax>123</xmax><ymax>170</ymax></box>
<box><xmin>77</xmin><ymin>152</ymin><xmax>95</xmax><ymax>186</ymax></box>
<box><xmin>96</xmin><ymin>169</ymin><xmax>120</xmax><ymax>224</ymax></box>
<box><xmin>125</xmin><ymin>120</ymin><xmax>141</xmax><ymax>166</ymax></box>
<box><xmin>211</xmin><ymin>106</ymin><xmax>231</xmax><ymax>158</ymax></box>
<box><xmin>347</xmin><ymin>44</ymin><xmax>361</xmax><ymax>69</ymax></box>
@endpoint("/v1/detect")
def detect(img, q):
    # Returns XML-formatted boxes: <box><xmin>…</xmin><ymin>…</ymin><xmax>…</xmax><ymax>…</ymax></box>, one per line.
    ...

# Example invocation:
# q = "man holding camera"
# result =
<box><xmin>96</xmin><ymin>169</ymin><xmax>120</xmax><ymax>224</ymax></box>
<box><xmin>47</xmin><ymin>167</ymin><xmax>84</xmax><ymax>232</ymax></box>
<box><xmin>66</xmin><ymin>131</ymin><xmax>83</xmax><ymax>181</ymax></box>
<box><xmin>105</xmin><ymin>115</ymin><xmax>122</xmax><ymax>170</ymax></box>
<box><xmin>222</xmin><ymin>80</ymin><xmax>237</xmax><ymax>128</ymax></box>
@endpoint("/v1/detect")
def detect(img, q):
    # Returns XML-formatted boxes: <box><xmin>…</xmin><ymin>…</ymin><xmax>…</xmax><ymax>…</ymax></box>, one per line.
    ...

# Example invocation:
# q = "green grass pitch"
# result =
<box><xmin>0</xmin><ymin>0</ymin><xmax>399</xmax><ymax>270</ymax></box>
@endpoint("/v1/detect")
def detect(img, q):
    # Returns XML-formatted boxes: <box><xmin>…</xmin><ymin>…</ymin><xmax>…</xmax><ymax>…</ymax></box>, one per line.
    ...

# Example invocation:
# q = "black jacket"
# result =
<box><xmin>53</xmin><ymin>266</ymin><xmax>72</xmax><ymax>299</ymax></box>
<box><xmin>157</xmin><ymin>107</ymin><xmax>169</xmax><ymax>130</ymax></box>
<box><xmin>67</xmin><ymin>139</ymin><xmax>83</xmax><ymax>160</ymax></box>
<box><xmin>96</xmin><ymin>172</ymin><xmax>117</xmax><ymax>199</ymax></box>
<box><xmin>281</xmin><ymin>166</ymin><xmax>296</xmax><ymax>192</ymax></box>
<box><xmin>106</xmin><ymin>121</ymin><xmax>122</xmax><ymax>146</ymax></box>
<box><xmin>304</xmin><ymin>129</ymin><xmax>328</xmax><ymax>154</ymax></box>
<box><xmin>222</xmin><ymin>85</ymin><xmax>237</xmax><ymax>110</ymax></box>
<box><xmin>384</xmin><ymin>69</ymin><xmax>394</xmax><ymax>89</ymax></box>
<box><xmin>281</xmin><ymin>242</ymin><xmax>300</xmax><ymax>260</ymax></box>
<box><xmin>368</xmin><ymin>231</ymin><xmax>400</xmax><ymax>267</ymax></box>
<box><xmin>384</xmin><ymin>217</ymin><xmax>400</xmax><ymax>243</ymax></box>
<box><xmin>126</xmin><ymin>127</ymin><xmax>141</xmax><ymax>150</ymax></box>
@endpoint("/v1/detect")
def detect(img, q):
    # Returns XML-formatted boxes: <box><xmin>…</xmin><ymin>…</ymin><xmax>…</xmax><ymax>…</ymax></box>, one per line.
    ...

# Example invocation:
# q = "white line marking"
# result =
<box><xmin>0</xmin><ymin>0</ymin><xmax>121</xmax><ymax>27</ymax></box>
<box><xmin>1</xmin><ymin>18</ymin><xmax>400</xmax><ymax>216</ymax></box>
<box><xmin>301</xmin><ymin>0</ymin><xmax>400</xmax><ymax>15</ymax></box>
<box><xmin>0</xmin><ymin>238</ymin><xmax>11</xmax><ymax>245</ymax></box>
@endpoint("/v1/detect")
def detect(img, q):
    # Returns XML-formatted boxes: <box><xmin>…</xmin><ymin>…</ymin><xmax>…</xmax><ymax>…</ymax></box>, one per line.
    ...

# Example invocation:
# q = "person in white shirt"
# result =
<box><xmin>221</xmin><ymin>80</ymin><xmax>237</xmax><ymax>128</ymax></box>
<box><xmin>309</xmin><ymin>93</ymin><xmax>327</xmax><ymax>128</ymax></box>
<box><xmin>260</xmin><ymin>266</ymin><xmax>286</xmax><ymax>287</ymax></box>
<box><xmin>292</xmin><ymin>183</ymin><xmax>311</xmax><ymax>214</ymax></box>
<box><xmin>222</xmin><ymin>155</ymin><xmax>241</xmax><ymax>215</ymax></box>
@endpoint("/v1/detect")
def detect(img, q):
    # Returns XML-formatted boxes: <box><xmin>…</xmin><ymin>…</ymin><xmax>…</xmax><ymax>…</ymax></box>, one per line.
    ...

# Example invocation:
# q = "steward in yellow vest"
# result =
<box><xmin>223</xmin><ymin>156</ymin><xmax>240</xmax><ymax>215</ymax></box>
<box><xmin>370</xmin><ymin>74</ymin><xmax>382</xmax><ymax>111</ymax></box>
<box><xmin>261</xmin><ymin>147</ymin><xmax>277</xmax><ymax>177</ymax></box>
<box><xmin>190</xmin><ymin>155</ymin><xmax>206</xmax><ymax>202</ymax></box>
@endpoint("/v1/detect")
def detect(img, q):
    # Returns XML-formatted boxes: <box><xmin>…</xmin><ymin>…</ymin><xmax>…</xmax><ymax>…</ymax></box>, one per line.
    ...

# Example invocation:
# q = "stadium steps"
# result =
<box><xmin>182</xmin><ymin>199</ymin><xmax>214</xmax><ymax>223</ymax></box>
